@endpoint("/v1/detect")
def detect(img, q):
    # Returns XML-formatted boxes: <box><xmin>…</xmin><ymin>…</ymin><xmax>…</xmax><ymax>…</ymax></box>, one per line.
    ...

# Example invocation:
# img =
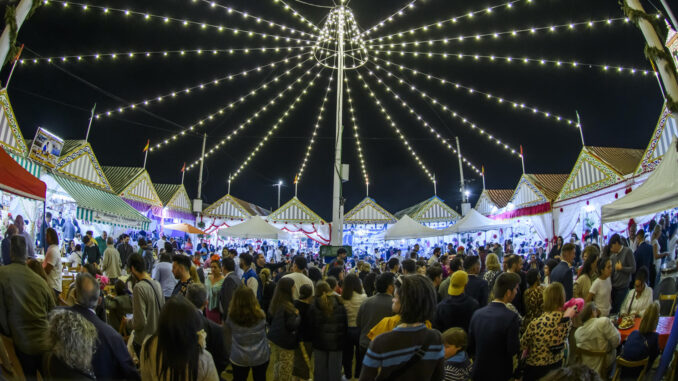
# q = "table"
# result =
<box><xmin>619</xmin><ymin>316</ymin><xmax>674</xmax><ymax>349</ymax></box>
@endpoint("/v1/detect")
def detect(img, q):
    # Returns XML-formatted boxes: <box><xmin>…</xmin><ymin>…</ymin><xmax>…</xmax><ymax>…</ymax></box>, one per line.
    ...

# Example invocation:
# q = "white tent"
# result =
<box><xmin>442</xmin><ymin>209</ymin><xmax>511</xmax><ymax>234</ymax></box>
<box><xmin>217</xmin><ymin>216</ymin><xmax>290</xmax><ymax>240</ymax></box>
<box><xmin>384</xmin><ymin>215</ymin><xmax>445</xmax><ymax>240</ymax></box>
<box><xmin>602</xmin><ymin>138</ymin><xmax>678</xmax><ymax>223</ymax></box>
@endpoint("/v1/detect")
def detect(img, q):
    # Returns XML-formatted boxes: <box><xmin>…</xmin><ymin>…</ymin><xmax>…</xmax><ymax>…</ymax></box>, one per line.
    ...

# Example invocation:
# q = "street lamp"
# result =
<box><xmin>274</xmin><ymin>180</ymin><xmax>283</xmax><ymax>209</ymax></box>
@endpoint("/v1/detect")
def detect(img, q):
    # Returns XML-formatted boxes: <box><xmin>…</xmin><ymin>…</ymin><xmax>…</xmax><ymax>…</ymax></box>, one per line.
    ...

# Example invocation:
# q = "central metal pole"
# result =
<box><xmin>331</xmin><ymin>6</ymin><xmax>346</xmax><ymax>246</ymax></box>
<box><xmin>197</xmin><ymin>133</ymin><xmax>207</xmax><ymax>199</ymax></box>
<box><xmin>455</xmin><ymin>137</ymin><xmax>466</xmax><ymax>203</ymax></box>
<box><xmin>277</xmin><ymin>183</ymin><xmax>282</xmax><ymax>208</ymax></box>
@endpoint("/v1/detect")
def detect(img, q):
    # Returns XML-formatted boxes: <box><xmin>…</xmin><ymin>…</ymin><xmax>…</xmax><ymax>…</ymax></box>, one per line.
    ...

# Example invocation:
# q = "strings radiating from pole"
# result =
<box><xmin>344</xmin><ymin>75</ymin><xmax>370</xmax><ymax>188</ymax></box>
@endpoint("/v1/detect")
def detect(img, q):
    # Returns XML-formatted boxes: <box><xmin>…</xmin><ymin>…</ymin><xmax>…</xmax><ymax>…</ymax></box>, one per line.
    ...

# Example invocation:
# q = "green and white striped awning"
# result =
<box><xmin>55</xmin><ymin>175</ymin><xmax>150</xmax><ymax>230</ymax></box>
<box><xmin>9</xmin><ymin>152</ymin><xmax>41</xmax><ymax>178</ymax></box>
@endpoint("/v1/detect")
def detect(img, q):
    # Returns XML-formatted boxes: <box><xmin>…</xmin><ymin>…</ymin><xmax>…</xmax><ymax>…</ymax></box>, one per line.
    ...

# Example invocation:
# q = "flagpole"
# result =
<box><xmin>143</xmin><ymin>149</ymin><xmax>148</xmax><ymax>169</ymax></box>
<box><xmin>520</xmin><ymin>145</ymin><xmax>526</xmax><ymax>174</ymax></box>
<box><xmin>482</xmin><ymin>166</ymin><xmax>486</xmax><ymax>190</ymax></box>
<box><xmin>142</xmin><ymin>139</ymin><xmax>150</xmax><ymax>169</ymax></box>
<box><xmin>366</xmin><ymin>182</ymin><xmax>369</xmax><ymax>198</ymax></box>
<box><xmin>85</xmin><ymin>103</ymin><xmax>96</xmax><ymax>142</ymax></box>
<box><xmin>4</xmin><ymin>44</ymin><xmax>23</xmax><ymax>89</ymax></box>
<box><xmin>228</xmin><ymin>174</ymin><xmax>231</xmax><ymax>195</ymax></box>
<box><xmin>181</xmin><ymin>163</ymin><xmax>185</xmax><ymax>185</ymax></box>
<box><xmin>433</xmin><ymin>174</ymin><xmax>437</xmax><ymax>196</ymax></box>
<box><xmin>576</xmin><ymin>111</ymin><xmax>585</xmax><ymax>147</ymax></box>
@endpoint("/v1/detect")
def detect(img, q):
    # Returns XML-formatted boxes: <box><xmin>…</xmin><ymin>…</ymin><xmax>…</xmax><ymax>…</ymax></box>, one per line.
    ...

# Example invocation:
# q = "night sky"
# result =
<box><xmin>2</xmin><ymin>0</ymin><xmax>667</xmax><ymax>219</ymax></box>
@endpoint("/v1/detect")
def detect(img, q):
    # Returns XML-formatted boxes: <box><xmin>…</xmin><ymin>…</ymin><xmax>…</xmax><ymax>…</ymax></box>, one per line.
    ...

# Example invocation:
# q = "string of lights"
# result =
<box><xmin>95</xmin><ymin>52</ymin><xmax>310</xmax><ymax>118</ymax></box>
<box><xmin>19</xmin><ymin>46</ymin><xmax>311</xmax><ymax>65</ymax></box>
<box><xmin>149</xmin><ymin>56</ymin><xmax>316</xmax><ymax>153</ymax></box>
<box><xmin>367</xmin><ymin>17</ymin><xmax>629</xmax><ymax>45</ymax></box>
<box><xmin>358</xmin><ymin>67</ymin><xmax>483</xmax><ymax>176</ymax></box>
<box><xmin>271</xmin><ymin>0</ymin><xmax>320</xmax><ymax>32</ymax></box>
<box><xmin>371</xmin><ymin>56</ymin><xmax>578</xmax><ymax>127</ymax></box>
<box><xmin>227</xmin><ymin>68</ymin><xmax>326</xmax><ymax>181</ymax></box>
<box><xmin>296</xmin><ymin>71</ymin><xmax>334</xmax><ymax>184</ymax></box>
<box><xmin>48</xmin><ymin>1</ymin><xmax>316</xmax><ymax>44</ymax></box>
<box><xmin>364</xmin><ymin>0</ymin><xmax>522</xmax><ymax>40</ymax></box>
<box><xmin>344</xmin><ymin>75</ymin><xmax>370</xmax><ymax>187</ymax></box>
<box><xmin>354</xmin><ymin>70</ymin><xmax>436</xmax><ymax>183</ymax></box>
<box><xmin>367</xmin><ymin>61</ymin><xmax>523</xmax><ymax>158</ymax></box>
<box><xmin>183</xmin><ymin>62</ymin><xmax>322</xmax><ymax>169</ymax></box>
<box><xmin>361</xmin><ymin>1</ymin><xmax>417</xmax><ymax>38</ymax></box>
<box><xmin>369</xmin><ymin>49</ymin><xmax>654</xmax><ymax>76</ymax></box>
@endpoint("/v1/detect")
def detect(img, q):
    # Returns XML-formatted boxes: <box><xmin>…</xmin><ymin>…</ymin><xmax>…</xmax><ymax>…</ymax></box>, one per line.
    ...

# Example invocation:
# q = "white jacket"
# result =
<box><xmin>575</xmin><ymin>317</ymin><xmax>620</xmax><ymax>374</ymax></box>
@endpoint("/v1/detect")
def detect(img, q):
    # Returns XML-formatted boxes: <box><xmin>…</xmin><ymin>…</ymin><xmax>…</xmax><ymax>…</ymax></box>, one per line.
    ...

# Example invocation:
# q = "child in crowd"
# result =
<box><xmin>442</xmin><ymin>327</ymin><xmax>472</xmax><ymax>381</ymax></box>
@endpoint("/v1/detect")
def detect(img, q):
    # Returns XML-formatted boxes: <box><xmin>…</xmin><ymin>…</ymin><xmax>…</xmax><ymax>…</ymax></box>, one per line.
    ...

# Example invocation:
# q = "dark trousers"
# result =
<box><xmin>232</xmin><ymin>362</ymin><xmax>268</xmax><ymax>381</ymax></box>
<box><xmin>523</xmin><ymin>360</ymin><xmax>562</xmax><ymax>381</ymax></box>
<box><xmin>14</xmin><ymin>348</ymin><xmax>42</xmax><ymax>380</ymax></box>
<box><xmin>343</xmin><ymin>327</ymin><xmax>362</xmax><ymax>378</ymax></box>
<box><xmin>611</xmin><ymin>287</ymin><xmax>629</xmax><ymax>315</ymax></box>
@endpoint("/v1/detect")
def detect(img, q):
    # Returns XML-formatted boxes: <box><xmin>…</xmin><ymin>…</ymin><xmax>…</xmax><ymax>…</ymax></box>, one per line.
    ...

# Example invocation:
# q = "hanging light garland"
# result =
<box><xmin>371</xmin><ymin>56</ymin><xmax>578</xmax><ymax>127</ymax></box>
<box><xmin>367</xmin><ymin>61</ymin><xmax>523</xmax><ymax>159</ymax></box>
<box><xmin>344</xmin><ymin>75</ymin><xmax>370</xmax><ymax>187</ymax></box>
<box><xmin>354</xmin><ymin>71</ymin><xmax>436</xmax><ymax>183</ymax></box>
<box><xmin>369</xmin><ymin>48</ymin><xmax>653</xmax><ymax>76</ymax></box>
<box><xmin>296</xmin><ymin>71</ymin><xmax>335</xmax><ymax>183</ymax></box>
<box><xmin>47</xmin><ymin>1</ymin><xmax>316</xmax><ymax>44</ymax></box>
<box><xmin>361</xmin><ymin>1</ymin><xmax>418</xmax><ymax>37</ymax></box>
<box><xmin>271</xmin><ymin>0</ymin><xmax>321</xmax><ymax>33</ymax></box>
<box><xmin>359</xmin><ymin>67</ymin><xmax>483</xmax><ymax>175</ymax></box>
<box><xmin>96</xmin><ymin>52</ymin><xmax>310</xmax><ymax>118</ymax></box>
<box><xmin>227</xmin><ymin>69</ymin><xmax>327</xmax><ymax>181</ymax></box>
<box><xmin>151</xmin><ymin>57</ymin><xmax>316</xmax><ymax>153</ymax></box>
<box><xmin>20</xmin><ymin>46</ymin><xmax>310</xmax><ymax>66</ymax></box>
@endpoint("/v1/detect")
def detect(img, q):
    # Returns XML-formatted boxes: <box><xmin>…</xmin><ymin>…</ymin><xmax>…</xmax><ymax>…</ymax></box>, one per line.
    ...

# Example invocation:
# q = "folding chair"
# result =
<box><xmin>611</xmin><ymin>356</ymin><xmax>648</xmax><ymax>381</ymax></box>
<box><xmin>578</xmin><ymin>347</ymin><xmax>610</xmax><ymax>380</ymax></box>
<box><xmin>659</xmin><ymin>294</ymin><xmax>678</xmax><ymax>317</ymax></box>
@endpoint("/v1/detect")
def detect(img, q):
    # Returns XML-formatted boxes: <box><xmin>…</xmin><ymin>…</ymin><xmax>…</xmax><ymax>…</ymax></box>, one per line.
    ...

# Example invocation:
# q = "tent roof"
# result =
<box><xmin>344</xmin><ymin>197</ymin><xmax>397</xmax><ymax>224</ymax></box>
<box><xmin>394</xmin><ymin>196</ymin><xmax>460</xmax><ymax>223</ymax></box>
<box><xmin>103</xmin><ymin>166</ymin><xmax>162</xmax><ymax>206</ymax></box>
<box><xmin>524</xmin><ymin>174</ymin><xmax>569</xmax><ymax>202</ymax></box>
<box><xmin>384</xmin><ymin>215</ymin><xmax>444</xmax><ymax>240</ymax></box>
<box><xmin>586</xmin><ymin>146</ymin><xmax>644</xmax><ymax>176</ymax></box>
<box><xmin>59</xmin><ymin>140</ymin><xmax>88</xmax><ymax>157</ymax></box>
<box><xmin>443</xmin><ymin>209</ymin><xmax>510</xmax><ymax>234</ymax></box>
<box><xmin>602</xmin><ymin>138</ymin><xmax>678</xmax><ymax>223</ymax></box>
<box><xmin>203</xmin><ymin>193</ymin><xmax>270</xmax><ymax>219</ymax></box>
<box><xmin>55</xmin><ymin>141</ymin><xmax>112</xmax><ymax>191</ymax></box>
<box><xmin>154</xmin><ymin>184</ymin><xmax>182</xmax><ymax>205</ymax></box>
<box><xmin>636</xmin><ymin>104</ymin><xmax>677</xmax><ymax>174</ymax></box>
<box><xmin>0</xmin><ymin>89</ymin><xmax>28</xmax><ymax>156</ymax></box>
<box><xmin>0</xmin><ymin>147</ymin><xmax>46</xmax><ymax>201</ymax></box>
<box><xmin>102</xmin><ymin>166</ymin><xmax>146</xmax><ymax>194</ymax></box>
<box><xmin>154</xmin><ymin>183</ymin><xmax>192</xmax><ymax>212</ymax></box>
<box><xmin>217</xmin><ymin>216</ymin><xmax>290</xmax><ymax>240</ymax></box>
<box><xmin>485</xmin><ymin>189</ymin><xmax>514</xmax><ymax>208</ymax></box>
<box><xmin>269</xmin><ymin>197</ymin><xmax>325</xmax><ymax>224</ymax></box>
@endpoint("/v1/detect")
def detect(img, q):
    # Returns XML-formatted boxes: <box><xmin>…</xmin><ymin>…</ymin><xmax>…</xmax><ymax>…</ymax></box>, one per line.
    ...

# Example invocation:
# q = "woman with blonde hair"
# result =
<box><xmin>619</xmin><ymin>302</ymin><xmax>661</xmax><ymax>378</ymax></box>
<box><xmin>520</xmin><ymin>282</ymin><xmax>576</xmax><ymax>381</ymax></box>
<box><xmin>574</xmin><ymin>302</ymin><xmax>620</xmax><ymax>375</ymax></box>
<box><xmin>574</xmin><ymin>249</ymin><xmax>598</xmax><ymax>299</ymax></box>
<box><xmin>483</xmin><ymin>253</ymin><xmax>502</xmax><ymax>292</ymax></box>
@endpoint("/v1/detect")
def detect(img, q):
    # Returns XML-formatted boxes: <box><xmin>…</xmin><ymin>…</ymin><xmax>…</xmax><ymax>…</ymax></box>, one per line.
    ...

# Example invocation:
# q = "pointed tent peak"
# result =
<box><xmin>584</xmin><ymin>146</ymin><xmax>644</xmax><ymax>176</ymax></box>
<box><xmin>102</xmin><ymin>166</ymin><xmax>146</xmax><ymax>194</ymax></box>
<box><xmin>0</xmin><ymin>89</ymin><xmax>28</xmax><ymax>156</ymax></box>
<box><xmin>384</xmin><ymin>215</ymin><xmax>444</xmax><ymax>240</ymax></box>
<box><xmin>203</xmin><ymin>193</ymin><xmax>269</xmax><ymax>219</ymax></box>
<box><xmin>55</xmin><ymin>141</ymin><xmax>113</xmax><ymax>191</ymax></box>
<box><xmin>154</xmin><ymin>184</ymin><xmax>182</xmax><ymax>206</ymax></box>
<box><xmin>59</xmin><ymin>140</ymin><xmax>88</xmax><ymax>157</ymax></box>
<box><xmin>394</xmin><ymin>195</ymin><xmax>460</xmax><ymax>223</ymax></box>
<box><xmin>523</xmin><ymin>174</ymin><xmax>569</xmax><ymax>202</ymax></box>
<box><xmin>484</xmin><ymin>189</ymin><xmax>514</xmax><ymax>209</ymax></box>
<box><xmin>344</xmin><ymin>197</ymin><xmax>397</xmax><ymax>224</ymax></box>
<box><xmin>636</xmin><ymin>104</ymin><xmax>678</xmax><ymax>173</ymax></box>
<box><xmin>218</xmin><ymin>216</ymin><xmax>290</xmax><ymax>240</ymax></box>
<box><xmin>269</xmin><ymin>196</ymin><xmax>325</xmax><ymax>224</ymax></box>
<box><xmin>443</xmin><ymin>209</ymin><xmax>511</xmax><ymax>234</ymax></box>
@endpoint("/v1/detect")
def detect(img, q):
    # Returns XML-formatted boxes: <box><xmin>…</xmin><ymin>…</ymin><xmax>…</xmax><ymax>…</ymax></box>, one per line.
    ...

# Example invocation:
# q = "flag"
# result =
<box><xmin>13</xmin><ymin>44</ymin><xmax>24</xmax><ymax>63</ymax></box>
<box><xmin>520</xmin><ymin>145</ymin><xmax>523</xmax><ymax>156</ymax></box>
<box><xmin>143</xmin><ymin>139</ymin><xmax>150</xmax><ymax>152</ymax></box>
<box><xmin>481</xmin><ymin>165</ymin><xmax>485</xmax><ymax>176</ymax></box>
<box><xmin>294</xmin><ymin>174</ymin><xmax>299</xmax><ymax>184</ymax></box>
<box><xmin>181</xmin><ymin>162</ymin><xmax>186</xmax><ymax>173</ymax></box>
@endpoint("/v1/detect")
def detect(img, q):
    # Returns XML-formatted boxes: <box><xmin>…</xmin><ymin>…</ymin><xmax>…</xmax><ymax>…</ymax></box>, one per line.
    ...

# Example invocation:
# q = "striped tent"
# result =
<box><xmin>394</xmin><ymin>196</ymin><xmax>460</xmax><ymax>224</ymax></box>
<box><xmin>53</xmin><ymin>174</ymin><xmax>150</xmax><ymax>230</ymax></box>
<box><xmin>475</xmin><ymin>189</ymin><xmax>513</xmax><ymax>216</ymax></box>
<box><xmin>54</xmin><ymin>140</ymin><xmax>113</xmax><ymax>191</ymax></box>
<box><xmin>154</xmin><ymin>183</ymin><xmax>195</xmax><ymax>221</ymax></box>
<box><xmin>8</xmin><ymin>151</ymin><xmax>41</xmax><ymax>178</ymax></box>
<box><xmin>269</xmin><ymin>197</ymin><xmax>325</xmax><ymax>224</ymax></box>
<box><xmin>203</xmin><ymin>193</ymin><xmax>269</xmax><ymax>220</ymax></box>
<box><xmin>344</xmin><ymin>197</ymin><xmax>396</xmax><ymax>224</ymax></box>
<box><xmin>557</xmin><ymin>146</ymin><xmax>644</xmax><ymax>201</ymax></box>
<box><xmin>0</xmin><ymin>89</ymin><xmax>27</xmax><ymax>157</ymax></box>
<box><xmin>103</xmin><ymin>166</ymin><xmax>163</xmax><ymax>216</ymax></box>
<box><xmin>636</xmin><ymin>103</ymin><xmax>678</xmax><ymax>174</ymax></box>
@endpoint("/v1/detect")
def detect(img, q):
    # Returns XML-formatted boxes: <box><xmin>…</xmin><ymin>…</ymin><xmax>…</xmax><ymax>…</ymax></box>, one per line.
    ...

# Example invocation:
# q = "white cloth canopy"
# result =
<box><xmin>442</xmin><ymin>209</ymin><xmax>510</xmax><ymax>234</ymax></box>
<box><xmin>218</xmin><ymin>216</ymin><xmax>290</xmax><ymax>240</ymax></box>
<box><xmin>602</xmin><ymin>138</ymin><xmax>678</xmax><ymax>223</ymax></box>
<box><xmin>384</xmin><ymin>215</ymin><xmax>444</xmax><ymax>240</ymax></box>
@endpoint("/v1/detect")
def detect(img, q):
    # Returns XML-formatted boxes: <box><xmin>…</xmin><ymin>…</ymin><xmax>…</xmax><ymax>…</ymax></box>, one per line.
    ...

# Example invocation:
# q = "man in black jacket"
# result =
<box><xmin>186</xmin><ymin>283</ymin><xmax>227</xmax><ymax>376</ymax></box>
<box><xmin>69</xmin><ymin>273</ymin><xmax>139</xmax><ymax>381</ymax></box>
<box><xmin>434</xmin><ymin>270</ymin><xmax>479</xmax><ymax>332</ymax></box>
<box><xmin>220</xmin><ymin>257</ymin><xmax>241</xmax><ymax>322</ymax></box>
<box><xmin>356</xmin><ymin>272</ymin><xmax>396</xmax><ymax>358</ymax></box>
<box><xmin>550</xmin><ymin>243</ymin><xmax>576</xmax><ymax>300</ymax></box>
<box><xmin>254</xmin><ymin>252</ymin><xmax>286</xmax><ymax>275</ymax></box>
<box><xmin>463</xmin><ymin>256</ymin><xmax>489</xmax><ymax>307</ymax></box>
<box><xmin>115</xmin><ymin>234</ymin><xmax>134</xmax><ymax>269</ymax></box>
<box><xmin>81</xmin><ymin>235</ymin><xmax>101</xmax><ymax>266</ymax></box>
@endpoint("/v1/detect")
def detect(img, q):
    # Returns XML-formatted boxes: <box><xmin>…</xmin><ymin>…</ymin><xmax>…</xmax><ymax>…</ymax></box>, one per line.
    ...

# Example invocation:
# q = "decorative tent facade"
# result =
<box><xmin>154</xmin><ymin>183</ymin><xmax>195</xmax><ymax>222</ymax></box>
<box><xmin>202</xmin><ymin>193</ymin><xmax>270</xmax><ymax>234</ymax></box>
<box><xmin>635</xmin><ymin>104</ymin><xmax>678</xmax><ymax>174</ymax></box>
<box><xmin>55</xmin><ymin>140</ymin><xmax>113</xmax><ymax>191</ymax></box>
<box><xmin>103</xmin><ymin>166</ymin><xmax>163</xmax><ymax>219</ymax></box>
<box><xmin>268</xmin><ymin>197</ymin><xmax>329</xmax><ymax>244</ymax></box>
<box><xmin>394</xmin><ymin>196</ymin><xmax>460</xmax><ymax>229</ymax></box>
<box><xmin>0</xmin><ymin>89</ymin><xmax>28</xmax><ymax>157</ymax></box>
<box><xmin>343</xmin><ymin>197</ymin><xmax>397</xmax><ymax>247</ymax></box>
<box><xmin>384</xmin><ymin>215</ymin><xmax>444</xmax><ymax>241</ymax></box>
<box><xmin>474</xmin><ymin>189</ymin><xmax>513</xmax><ymax>216</ymax></box>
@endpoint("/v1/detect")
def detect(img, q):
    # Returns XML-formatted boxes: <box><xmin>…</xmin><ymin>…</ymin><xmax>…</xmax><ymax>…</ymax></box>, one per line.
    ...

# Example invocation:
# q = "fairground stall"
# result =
<box><xmin>392</xmin><ymin>196</ymin><xmax>460</xmax><ymax>252</ymax></box>
<box><xmin>268</xmin><ymin>197</ymin><xmax>329</xmax><ymax>251</ymax></box>
<box><xmin>475</xmin><ymin>189</ymin><xmax>514</xmax><ymax>217</ymax></box>
<box><xmin>491</xmin><ymin>174</ymin><xmax>568</xmax><ymax>253</ymax></box>
<box><xmin>103</xmin><ymin>166</ymin><xmax>164</xmax><ymax>233</ymax></box>
<box><xmin>201</xmin><ymin>193</ymin><xmax>270</xmax><ymax>249</ymax></box>
<box><xmin>342</xmin><ymin>197</ymin><xmax>397</xmax><ymax>254</ymax></box>
<box><xmin>154</xmin><ymin>184</ymin><xmax>196</xmax><ymax>238</ymax></box>
<box><xmin>443</xmin><ymin>209</ymin><xmax>511</xmax><ymax>245</ymax></box>
<box><xmin>384</xmin><ymin>215</ymin><xmax>445</xmax><ymax>250</ymax></box>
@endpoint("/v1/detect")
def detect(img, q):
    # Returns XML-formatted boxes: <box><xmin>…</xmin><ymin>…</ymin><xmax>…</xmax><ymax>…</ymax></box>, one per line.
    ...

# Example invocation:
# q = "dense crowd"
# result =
<box><xmin>0</xmin><ymin>214</ymin><xmax>676</xmax><ymax>381</ymax></box>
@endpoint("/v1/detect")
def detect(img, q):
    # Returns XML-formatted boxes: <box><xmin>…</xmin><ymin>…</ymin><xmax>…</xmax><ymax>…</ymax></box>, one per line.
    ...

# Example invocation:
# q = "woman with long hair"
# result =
<box><xmin>310</xmin><ymin>281</ymin><xmax>347</xmax><ymax>381</ymax></box>
<box><xmin>267</xmin><ymin>277</ymin><xmax>300</xmax><ymax>381</ymax></box>
<box><xmin>43</xmin><ymin>227</ymin><xmax>63</xmax><ymax>301</ymax></box>
<box><xmin>43</xmin><ymin>309</ymin><xmax>97</xmax><ymax>380</ymax></box>
<box><xmin>548</xmin><ymin>236</ymin><xmax>564</xmax><ymax>260</ymax></box>
<box><xmin>225</xmin><ymin>286</ymin><xmax>269</xmax><ymax>381</ymax></box>
<box><xmin>483</xmin><ymin>253</ymin><xmax>502</xmax><ymax>298</ymax></box>
<box><xmin>363</xmin><ymin>272</ymin><xmax>377</xmax><ymax>297</ymax></box>
<box><xmin>259</xmin><ymin>268</ymin><xmax>276</xmax><ymax>315</ymax></box>
<box><xmin>521</xmin><ymin>268</ymin><xmax>544</xmax><ymax>333</ymax></box>
<box><xmin>574</xmin><ymin>249</ymin><xmax>599</xmax><ymax>299</ymax></box>
<box><xmin>619</xmin><ymin>302</ymin><xmax>661</xmax><ymax>378</ymax></box>
<box><xmin>140</xmin><ymin>297</ymin><xmax>219</xmax><ymax>381</ymax></box>
<box><xmin>205</xmin><ymin>256</ymin><xmax>224</xmax><ymax>323</ymax></box>
<box><xmin>341</xmin><ymin>273</ymin><xmax>367</xmax><ymax>380</ymax></box>
<box><xmin>520</xmin><ymin>282</ymin><xmax>576</xmax><ymax>381</ymax></box>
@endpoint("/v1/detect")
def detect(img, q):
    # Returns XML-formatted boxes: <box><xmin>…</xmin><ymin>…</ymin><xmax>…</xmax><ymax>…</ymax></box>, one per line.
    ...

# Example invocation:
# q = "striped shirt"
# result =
<box><xmin>360</xmin><ymin>324</ymin><xmax>445</xmax><ymax>381</ymax></box>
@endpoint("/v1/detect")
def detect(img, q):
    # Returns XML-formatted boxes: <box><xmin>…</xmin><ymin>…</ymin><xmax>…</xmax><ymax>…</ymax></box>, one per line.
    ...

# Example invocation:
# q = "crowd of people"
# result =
<box><xmin>0</xmin><ymin>213</ymin><xmax>676</xmax><ymax>381</ymax></box>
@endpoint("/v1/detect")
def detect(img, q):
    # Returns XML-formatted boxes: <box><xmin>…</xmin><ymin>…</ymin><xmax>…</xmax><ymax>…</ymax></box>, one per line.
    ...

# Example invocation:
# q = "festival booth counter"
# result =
<box><xmin>343</xmin><ymin>197</ymin><xmax>397</xmax><ymax>249</ymax></box>
<box><xmin>103</xmin><ymin>166</ymin><xmax>164</xmax><ymax>231</ymax></box>
<box><xmin>491</xmin><ymin>174</ymin><xmax>568</xmax><ymax>252</ymax></box>
<box><xmin>475</xmin><ymin>189</ymin><xmax>514</xmax><ymax>216</ymax></box>
<box><xmin>154</xmin><ymin>184</ymin><xmax>196</xmax><ymax>237</ymax></box>
<box><xmin>268</xmin><ymin>197</ymin><xmax>329</xmax><ymax>249</ymax></box>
